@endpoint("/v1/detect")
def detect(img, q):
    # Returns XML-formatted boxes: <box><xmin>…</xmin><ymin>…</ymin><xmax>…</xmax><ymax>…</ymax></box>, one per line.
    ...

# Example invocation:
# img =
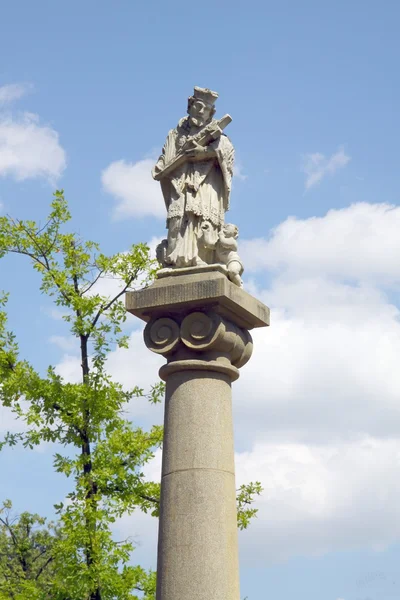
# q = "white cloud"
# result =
<box><xmin>0</xmin><ymin>402</ymin><xmax>53</xmax><ymax>454</ymax></box>
<box><xmin>0</xmin><ymin>112</ymin><xmax>66</xmax><ymax>183</ymax></box>
<box><xmin>44</xmin><ymin>307</ymin><xmax>69</xmax><ymax>321</ymax></box>
<box><xmin>49</xmin><ymin>335</ymin><xmax>77</xmax><ymax>352</ymax></box>
<box><xmin>224</xmin><ymin>202</ymin><xmax>400</xmax><ymax>560</ymax></box>
<box><xmin>233</xmin><ymin>160</ymin><xmax>247</xmax><ymax>181</ymax></box>
<box><xmin>148</xmin><ymin>235</ymin><xmax>165</xmax><ymax>254</ymax></box>
<box><xmin>106</xmin><ymin>329</ymin><xmax>164</xmax><ymax>402</ymax></box>
<box><xmin>0</xmin><ymin>83</ymin><xmax>31</xmax><ymax>106</ymax></box>
<box><xmin>233</xmin><ymin>280</ymin><xmax>400</xmax><ymax>446</ymax></box>
<box><xmin>302</xmin><ymin>147</ymin><xmax>350</xmax><ymax>190</ymax></box>
<box><xmin>0</xmin><ymin>404</ymin><xmax>27</xmax><ymax>434</ymax></box>
<box><xmin>77</xmin><ymin>239</ymin><xmax>163</xmax><ymax>302</ymax></box>
<box><xmin>102</xmin><ymin>158</ymin><xmax>164</xmax><ymax>219</ymax></box>
<box><xmin>55</xmin><ymin>354</ymin><xmax>82</xmax><ymax>384</ymax></box>
<box><xmin>237</xmin><ymin>437</ymin><xmax>400</xmax><ymax>562</ymax></box>
<box><xmin>114</xmin><ymin>504</ymin><xmax>158</xmax><ymax>568</ymax></box>
<box><xmin>87</xmin><ymin>273</ymin><xmax>126</xmax><ymax>300</ymax></box>
<box><xmin>112</xmin><ymin>449</ymin><xmax>161</xmax><ymax>567</ymax></box>
<box><xmin>0</xmin><ymin>83</ymin><xmax>65</xmax><ymax>184</ymax></box>
<box><xmin>241</xmin><ymin>202</ymin><xmax>400</xmax><ymax>284</ymax></box>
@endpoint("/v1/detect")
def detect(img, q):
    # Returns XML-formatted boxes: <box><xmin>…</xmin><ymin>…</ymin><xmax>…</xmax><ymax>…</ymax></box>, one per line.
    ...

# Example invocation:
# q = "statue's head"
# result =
<box><xmin>187</xmin><ymin>86</ymin><xmax>218</xmax><ymax>128</ymax></box>
<box><xmin>222</xmin><ymin>223</ymin><xmax>239</xmax><ymax>239</ymax></box>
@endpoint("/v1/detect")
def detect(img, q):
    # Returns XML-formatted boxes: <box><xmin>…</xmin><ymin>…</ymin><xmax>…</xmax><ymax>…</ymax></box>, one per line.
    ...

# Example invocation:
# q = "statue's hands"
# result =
<box><xmin>185</xmin><ymin>141</ymin><xmax>207</xmax><ymax>158</ymax></box>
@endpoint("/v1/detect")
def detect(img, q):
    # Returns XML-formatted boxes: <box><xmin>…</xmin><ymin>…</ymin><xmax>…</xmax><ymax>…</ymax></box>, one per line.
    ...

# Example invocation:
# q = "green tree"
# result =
<box><xmin>0</xmin><ymin>500</ymin><xmax>57</xmax><ymax>599</ymax></box>
<box><xmin>0</xmin><ymin>192</ymin><xmax>262</xmax><ymax>599</ymax></box>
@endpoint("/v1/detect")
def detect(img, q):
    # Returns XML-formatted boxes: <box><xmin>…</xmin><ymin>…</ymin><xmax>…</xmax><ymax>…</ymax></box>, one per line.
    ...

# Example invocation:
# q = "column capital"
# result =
<box><xmin>126</xmin><ymin>269</ymin><xmax>270</xmax><ymax>382</ymax></box>
<box><xmin>144</xmin><ymin>310</ymin><xmax>252</xmax><ymax>381</ymax></box>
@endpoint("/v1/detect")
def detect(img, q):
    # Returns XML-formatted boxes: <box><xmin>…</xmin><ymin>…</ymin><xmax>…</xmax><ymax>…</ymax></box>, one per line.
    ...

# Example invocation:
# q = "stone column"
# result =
<box><xmin>126</xmin><ymin>269</ymin><xmax>269</xmax><ymax>600</ymax></box>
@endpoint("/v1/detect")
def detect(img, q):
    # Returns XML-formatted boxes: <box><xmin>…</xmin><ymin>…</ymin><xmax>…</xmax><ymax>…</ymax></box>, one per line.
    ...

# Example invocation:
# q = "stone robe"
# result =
<box><xmin>153</xmin><ymin>117</ymin><xmax>234</xmax><ymax>267</ymax></box>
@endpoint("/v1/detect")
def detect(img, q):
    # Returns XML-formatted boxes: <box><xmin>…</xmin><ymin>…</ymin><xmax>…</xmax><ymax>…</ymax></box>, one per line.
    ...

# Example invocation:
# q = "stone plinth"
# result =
<box><xmin>126</xmin><ymin>270</ymin><xmax>270</xmax><ymax>330</ymax></box>
<box><xmin>126</xmin><ymin>270</ymin><xmax>269</xmax><ymax>600</ymax></box>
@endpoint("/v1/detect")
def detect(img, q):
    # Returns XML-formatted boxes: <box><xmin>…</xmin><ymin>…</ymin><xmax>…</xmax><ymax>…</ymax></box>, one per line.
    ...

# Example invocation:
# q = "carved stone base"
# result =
<box><xmin>126</xmin><ymin>270</ymin><xmax>269</xmax><ymax>381</ymax></box>
<box><xmin>157</xmin><ymin>263</ymin><xmax>228</xmax><ymax>280</ymax></box>
<box><xmin>143</xmin><ymin>310</ymin><xmax>252</xmax><ymax>381</ymax></box>
<box><xmin>126</xmin><ymin>269</ymin><xmax>270</xmax><ymax>330</ymax></box>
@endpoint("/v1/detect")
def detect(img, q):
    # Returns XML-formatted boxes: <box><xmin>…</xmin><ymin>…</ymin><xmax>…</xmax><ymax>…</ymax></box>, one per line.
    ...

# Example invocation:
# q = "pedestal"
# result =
<box><xmin>126</xmin><ymin>270</ymin><xmax>269</xmax><ymax>600</ymax></box>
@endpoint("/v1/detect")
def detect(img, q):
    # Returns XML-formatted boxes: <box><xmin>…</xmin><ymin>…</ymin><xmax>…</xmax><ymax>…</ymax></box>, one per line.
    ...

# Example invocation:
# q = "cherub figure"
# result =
<box><xmin>156</xmin><ymin>238</ymin><xmax>169</xmax><ymax>268</ymax></box>
<box><xmin>215</xmin><ymin>223</ymin><xmax>244</xmax><ymax>287</ymax></box>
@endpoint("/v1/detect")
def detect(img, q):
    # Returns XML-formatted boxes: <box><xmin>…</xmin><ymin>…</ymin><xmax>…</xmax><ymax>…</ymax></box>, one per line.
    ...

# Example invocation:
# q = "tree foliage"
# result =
<box><xmin>236</xmin><ymin>482</ymin><xmax>263</xmax><ymax>531</ymax></box>
<box><xmin>0</xmin><ymin>500</ymin><xmax>57</xmax><ymax>599</ymax></box>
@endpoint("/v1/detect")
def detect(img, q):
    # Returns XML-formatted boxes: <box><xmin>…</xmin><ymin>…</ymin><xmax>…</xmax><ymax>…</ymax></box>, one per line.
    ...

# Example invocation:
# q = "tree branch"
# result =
<box><xmin>88</xmin><ymin>269</ymin><xmax>140</xmax><ymax>334</ymax></box>
<box><xmin>80</xmin><ymin>269</ymin><xmax>106</xmax><ymax>296</ymax></box>
<box><xmin>138</xmin><ymin>493</ymin><xmax>159</xmax><ymax>505</ymax></box>
<box><xmin>35</xmin><ymin>556</ymin><xmax>54</xmax><ymax>580</ymax></box>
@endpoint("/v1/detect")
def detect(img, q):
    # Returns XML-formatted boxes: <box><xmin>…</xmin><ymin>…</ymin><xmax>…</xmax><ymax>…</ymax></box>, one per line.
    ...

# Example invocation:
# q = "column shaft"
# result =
<box><xmin>156</xmin><ymin>369</ymin><xmax>240</xmax><ymax>600</ymax></box>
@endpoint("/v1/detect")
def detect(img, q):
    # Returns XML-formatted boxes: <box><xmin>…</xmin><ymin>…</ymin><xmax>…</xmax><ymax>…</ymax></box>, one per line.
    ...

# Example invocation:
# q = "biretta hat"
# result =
<box><xmin>192</xmin><ymin>86</ymin><xmax>218</xmax><ymax>107</ymax></box>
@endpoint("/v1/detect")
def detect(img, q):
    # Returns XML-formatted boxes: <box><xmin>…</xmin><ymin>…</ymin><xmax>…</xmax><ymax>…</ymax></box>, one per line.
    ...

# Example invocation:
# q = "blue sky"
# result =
<box><xmin>2</xmin><ymin>1</ymin><xmax>400</xmax><ymax>599</ymax></box>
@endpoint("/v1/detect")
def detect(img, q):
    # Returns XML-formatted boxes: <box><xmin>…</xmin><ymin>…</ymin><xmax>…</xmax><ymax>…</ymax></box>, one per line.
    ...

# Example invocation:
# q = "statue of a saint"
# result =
<box><xmin>152</xmin><ymin>87</ymin><xmax>239</xmax><ymax>274</ymax></box>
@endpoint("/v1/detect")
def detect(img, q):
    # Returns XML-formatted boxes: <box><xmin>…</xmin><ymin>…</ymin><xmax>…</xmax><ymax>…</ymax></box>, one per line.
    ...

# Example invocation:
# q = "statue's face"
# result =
<box><xmin>189</xmin><ymin>100</ymin><xmax>212</xmax><ymax>127</ymax></box>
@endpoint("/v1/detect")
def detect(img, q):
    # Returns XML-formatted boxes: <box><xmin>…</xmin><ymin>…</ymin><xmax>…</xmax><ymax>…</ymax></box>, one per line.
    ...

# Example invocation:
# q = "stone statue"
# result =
<box><xmin>152</xmin><ymin>86</ymin><xmax>244</xmax><ymax>285</ymax></box>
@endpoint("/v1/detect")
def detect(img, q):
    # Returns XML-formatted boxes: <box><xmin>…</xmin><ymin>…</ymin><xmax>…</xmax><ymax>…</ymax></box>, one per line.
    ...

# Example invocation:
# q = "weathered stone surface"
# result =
<box><xmin>126</xmin><ymin>271</ymin><xmax>270</xmax><ymax>600</ymax></box>
<box><xmin>151</xmin><ymin>86</ymin><xmax>245</xmax><ymax>287</ymax></box>
<box><xmin>156</xmin><ymin>370</ymin><xmax>240</xmax><ymax>600</ymax></box>
<box><xmin>157</xmin><ymin>262</ymin><xmax>227</xmax><ymax>279</ymax></box>
<box><xmin>125</xmin><ymin>269</ymin><xmax>270</xmax><ymax>330</ymax></box>
<box><xmin>161</xmin><ymin>371</ymin><xmax>235</xmax><ymax>475</ymax></box>
<box><xmin>143</xmin><ymin>309</ymin><xmax>253</xmax><ymax>380</ymax></box>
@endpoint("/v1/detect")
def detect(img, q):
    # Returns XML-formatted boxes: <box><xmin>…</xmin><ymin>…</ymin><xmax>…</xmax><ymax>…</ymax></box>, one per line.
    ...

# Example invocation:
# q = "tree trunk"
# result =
<box><xmin>80</xmin><ymin>333</ymin><xmax>101</xmax><ymax>600</ymax></box>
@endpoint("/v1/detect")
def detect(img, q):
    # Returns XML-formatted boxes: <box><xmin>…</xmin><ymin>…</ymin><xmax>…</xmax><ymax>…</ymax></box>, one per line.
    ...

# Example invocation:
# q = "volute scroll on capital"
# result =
<box><xmin>143</xmin><ymin>310</ymin><xmax>253</xmax><ymax>376</ymax></box>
